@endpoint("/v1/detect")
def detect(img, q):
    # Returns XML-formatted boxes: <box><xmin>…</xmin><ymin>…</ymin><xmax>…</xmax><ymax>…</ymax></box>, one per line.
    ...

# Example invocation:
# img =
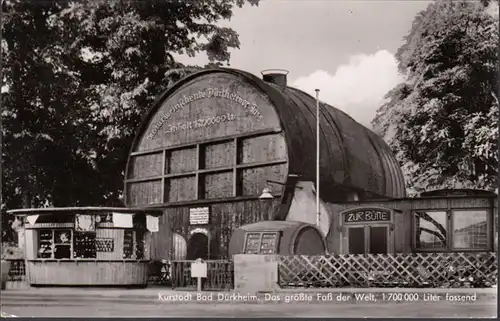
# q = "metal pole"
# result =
<box><xmin>315</xmin><ymin>89</ymin><xmax>320</xmax><ymax>229</ymax></box>
<box><xmin>0</xmin><ymin>0</ymin><xmax>4</xmax><ymax>235</ymax></box>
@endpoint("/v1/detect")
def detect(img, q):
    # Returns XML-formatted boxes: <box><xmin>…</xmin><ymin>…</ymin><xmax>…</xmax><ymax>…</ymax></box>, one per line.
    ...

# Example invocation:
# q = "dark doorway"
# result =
<box><xmin>348</xmin><ymin>227</ymin><xmax>365</xmax><ymax>254</ymax></box>
<box><xmin>187</xmin><ymin>233</ymin><xmax>209</xmax><ymax>260</ymax></box>
<box><xmin>347</xmin><ymin>226</ymin><xmax>389</xmax><ymax>254</ymax></box>
<box><xmin>369</xmin><ymin>226</ymin><xmax>388</xmax><ymax>254</ymax></box>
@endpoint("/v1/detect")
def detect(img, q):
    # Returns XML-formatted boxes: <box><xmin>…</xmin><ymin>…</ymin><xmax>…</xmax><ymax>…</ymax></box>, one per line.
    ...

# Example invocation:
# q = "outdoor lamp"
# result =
<box><xmin>259</xmin><ymin>187</ymin><xmax>274</xmax><ymax>200</ymax></box>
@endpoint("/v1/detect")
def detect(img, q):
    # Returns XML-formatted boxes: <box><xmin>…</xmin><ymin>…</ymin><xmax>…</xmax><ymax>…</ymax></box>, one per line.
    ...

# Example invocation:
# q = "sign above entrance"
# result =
<box><xmin>343</xmin><ymin>208</ymin><xmax>392</xmax><ymax>224</ymax></box>
<box><xmin>189</xmin><ymin>207</ymin><xmax>210</xmax><ymax>225</ymax></box>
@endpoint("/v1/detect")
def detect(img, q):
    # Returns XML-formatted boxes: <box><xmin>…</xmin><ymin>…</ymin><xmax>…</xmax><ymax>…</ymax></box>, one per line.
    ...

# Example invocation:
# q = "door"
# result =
<box><xmin>186</xmin><ymin>233</ymin><xmax>209</xmax><ymax>260</ymax></box>
<box><xmin>347</xmin><ymin>225</ymin><xmax>390</xmax><ymax>254</ymax></box>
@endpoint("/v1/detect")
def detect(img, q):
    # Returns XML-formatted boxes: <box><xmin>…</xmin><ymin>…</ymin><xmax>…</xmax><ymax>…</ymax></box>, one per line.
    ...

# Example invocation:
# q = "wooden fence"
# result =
<box><xmin>278</xmin><ymin>252</ymin><xmax>497</xmax><ymax>288</ymax></box>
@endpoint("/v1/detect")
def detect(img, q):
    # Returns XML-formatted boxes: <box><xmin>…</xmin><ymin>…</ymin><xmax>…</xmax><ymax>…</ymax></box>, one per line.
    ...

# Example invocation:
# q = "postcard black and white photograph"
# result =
<box><xmin>0</xmin><ymin>0</ymin><xmax>498</xmax><ymax>319</ymax></box>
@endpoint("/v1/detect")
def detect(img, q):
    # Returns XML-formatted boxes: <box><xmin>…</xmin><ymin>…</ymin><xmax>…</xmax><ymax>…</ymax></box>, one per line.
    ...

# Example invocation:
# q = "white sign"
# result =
<box><xmin>189</xmin><ymin>207</ymin><xmax>209</xmax><ymax>225</ymax></box>
<box><xmin>26</xmin><ymin>215</ymin><xmax>39</xmax><ymax>226</ymax></box>
<box><xmin>191</xmin><ymin>259</ymin><xmax>207</xmax><ymax>278</ymax></box>
<box><xmin>75</xmin><ymin>214</ymin><xmax>95</xmax><ymax>232</ymax></box>
<box><xmin>190</xmin><ymin>228</ymin><xmax>209</xmax><ymax>236</ymax></box>
<box><xmin>146</xmin><ymin>215</ymin><xmax>159</xmax><ymax>232</ymax></box>
<box><xmin>112</xmin><ymin>213</ymin><xmax>133</xmax><ymax>228</ymax></box>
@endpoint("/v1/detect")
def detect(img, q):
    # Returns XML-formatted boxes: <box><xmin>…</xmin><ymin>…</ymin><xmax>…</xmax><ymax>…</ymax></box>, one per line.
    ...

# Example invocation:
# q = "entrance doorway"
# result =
<box><xmin>347</xmin><ymin>225</ymin><xmax>390</xmax><ymax>254</ymax></box>
<box><xmin>186</xmin><ymin>233</ymin><xmax>209</xmax><ymax>260</ymax></box>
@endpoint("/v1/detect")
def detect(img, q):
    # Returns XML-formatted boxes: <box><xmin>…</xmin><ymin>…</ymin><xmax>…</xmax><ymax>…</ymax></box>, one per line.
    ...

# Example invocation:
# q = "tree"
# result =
<box><xmin>1</xmin><ymin>0</ymin><xmax>259</xmax><ymax>211</ymax></box>
<box><xmin>372</xmin><ymin>0</ymin><xmax>498</xmax><ymax>195</ymax></box>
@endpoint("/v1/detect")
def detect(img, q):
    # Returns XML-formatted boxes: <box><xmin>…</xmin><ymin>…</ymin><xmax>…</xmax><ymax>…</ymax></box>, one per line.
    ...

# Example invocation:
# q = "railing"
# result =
<box><xmin>148</xmin><ymin>260</ymin><xmax>172</xmax><ymax>285</ymax></box>
<box><xmin>4</xmin><ymin>259</ymin><xmax>26</xmax><ymax>282</ymax></box>
<box><xmin>278</xmin><ymin>252</ymin><xmax>497</xmax><ymax>288</ymax></box>
<box><xmin>170</xmin><ymin>260</ymin><xmax>234</xmax><ymax>291</ymax></box>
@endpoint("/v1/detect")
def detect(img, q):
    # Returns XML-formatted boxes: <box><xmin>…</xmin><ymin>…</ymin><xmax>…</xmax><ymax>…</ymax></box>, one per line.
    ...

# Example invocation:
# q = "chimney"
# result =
<box><xmin>261</xmin><ymin>69</ymin><xmax>289</xmax><ymax>87</ymax></box>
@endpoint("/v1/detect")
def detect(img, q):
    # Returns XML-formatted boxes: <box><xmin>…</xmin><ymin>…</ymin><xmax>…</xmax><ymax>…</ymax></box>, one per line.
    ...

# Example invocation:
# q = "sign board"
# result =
<box><xmin>244</xmin><ymin>232</ymin><xmax>261</xmax><ymax>254</ymax></box>
<box><xmin>189</xmin><ymin>207</ymin><xmax>210</xmax><ymax>225</ymax></box>
<box><xmin>259</xmin><ymin>233</ymin><xmax>279</xmax><ymax>254</ymax></box>
<box><xmin>146</xmin><ymin>215</ymin><xmax>159</xmax><ymax>232</ymax></box>
<box><xmin>75</xmin><ymin>214</ymin><xmax>96</xmax><ymax>232</ymax></box>
<box><xmin>112</xmin><ymin>213</ymin><xmax>133</xmax><ymax>228</ymax></box>
<box><xmin>343</xmin><ymin>208</ymin><xmax>392</xmax><ymax>224</ymax></box>
<box><xmin>191</xmin><ymin>258</ymin><xmax>207</xmax><ymax>278</ymax></box>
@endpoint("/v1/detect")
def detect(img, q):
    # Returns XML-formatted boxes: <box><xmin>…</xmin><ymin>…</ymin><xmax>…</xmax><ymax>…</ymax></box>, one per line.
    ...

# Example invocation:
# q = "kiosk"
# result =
<box><xmin>7</xmin><ymin>207</ymin><xmax>163</xmax><ymax>287</ymax></box>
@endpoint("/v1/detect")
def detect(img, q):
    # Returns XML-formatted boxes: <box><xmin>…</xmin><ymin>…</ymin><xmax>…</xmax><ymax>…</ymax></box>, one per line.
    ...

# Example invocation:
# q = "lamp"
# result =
<box><xmin>259</xmin><ymin>187</ymin><xmax>274</xmax><ymax>200</ymax></box>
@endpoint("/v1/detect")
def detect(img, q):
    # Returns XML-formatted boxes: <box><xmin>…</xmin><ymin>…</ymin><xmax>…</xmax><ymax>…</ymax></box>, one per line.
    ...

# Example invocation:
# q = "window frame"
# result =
<box><xmin>243</xmin><ymin>231</ymin><xmax>280</xmax><ymax>255</ymax></box>
<box><xmin>36</xmin><ymin>228</ymin><xmax>146</xmax><ymax>260</ymax></box>
<box><xmin>37</xmin><ymin>228</ymin><xmax>74</xmax><ymax>259</ymax></box>
<box><xmin>412</xmin><ymin>208</ymin><xmax>492</xmax><ymax>252</ymax></box>
<box><xmin>124</xmin><ymin>129</ymin><xmax>288</xmax><ymax>205</ymax></box>
<box><xmin>450</xmin><ymin>209</ymin><xmax>491</xmax><ymax>251</ymax></box>
<box><xmin>73</xmin><ymin>230</ymin><xmax>98</xmax><ymax>259</ymax></box>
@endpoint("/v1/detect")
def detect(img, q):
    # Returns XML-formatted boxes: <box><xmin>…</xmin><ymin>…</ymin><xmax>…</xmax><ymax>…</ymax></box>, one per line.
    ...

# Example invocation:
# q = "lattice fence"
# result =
<box><xmin>278</xmin><ymin>252</ymin><xmax>497</xmax><ymax>288</ymax></box>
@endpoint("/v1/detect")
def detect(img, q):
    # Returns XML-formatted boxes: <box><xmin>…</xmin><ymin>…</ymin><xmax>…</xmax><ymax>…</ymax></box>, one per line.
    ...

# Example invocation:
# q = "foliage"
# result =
<box><xmin>372</xmin><ymin>0</ymin><xmax>499</xmax><ymax>195</ymax></box>
<box><xmin>1</xmin><ymin>0</ymin><xmax>259</xmax><ymax>211</ymax></box>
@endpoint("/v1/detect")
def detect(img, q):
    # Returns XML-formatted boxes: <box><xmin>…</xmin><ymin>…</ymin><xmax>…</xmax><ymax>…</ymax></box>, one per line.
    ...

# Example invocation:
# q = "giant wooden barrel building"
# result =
<box><xmin>124</xmin><ymin>68</ymin><xmax>406</xmax><ymax>260</ymax></box>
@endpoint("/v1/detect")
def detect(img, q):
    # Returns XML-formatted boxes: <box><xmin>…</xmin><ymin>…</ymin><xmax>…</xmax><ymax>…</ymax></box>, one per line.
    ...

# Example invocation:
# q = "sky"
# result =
<box><xmin>175</xmin><ymin>0</ymin><xmax>433</xmax><ymax>128</ymax></box>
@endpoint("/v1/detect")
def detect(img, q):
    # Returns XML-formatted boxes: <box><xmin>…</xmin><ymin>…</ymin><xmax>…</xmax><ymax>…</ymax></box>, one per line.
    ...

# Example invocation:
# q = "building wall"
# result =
<box><xmin>285</xmin><ymin>181</ymin><xmax>331</xmax><ymax>237</ymax></box>
<box><xmin>151</xmin><ymin>199</ymin><xmax>282</xmax><ymax>259</ymax></box>
<box><xmin>325</xmin><ymin>196</ymin><xmax>495</xmax><ymax>254</ymax></box>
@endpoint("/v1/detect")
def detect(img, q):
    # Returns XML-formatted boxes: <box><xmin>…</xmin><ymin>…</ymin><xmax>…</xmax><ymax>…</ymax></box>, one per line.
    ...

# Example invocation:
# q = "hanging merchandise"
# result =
<box><xmin>75</xmin><ymin>214</ymin><xmax>96</xmax><ymax>232</ymax></box>
<box><xmin>146</xmin><ymin>215</ymin><xmax>159</xmax><ymax>232</ymax></box>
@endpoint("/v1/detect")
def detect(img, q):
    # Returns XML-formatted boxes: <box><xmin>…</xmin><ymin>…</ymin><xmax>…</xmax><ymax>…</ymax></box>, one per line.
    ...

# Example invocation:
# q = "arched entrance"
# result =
<box><xmin>187</xmin><ymin>232</ymin><xmax>209</xmax><ymax>260</ymax></box>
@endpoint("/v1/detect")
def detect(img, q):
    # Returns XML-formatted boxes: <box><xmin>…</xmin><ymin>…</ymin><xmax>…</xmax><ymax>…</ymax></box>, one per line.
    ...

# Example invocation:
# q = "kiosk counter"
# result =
<box><xmin>7</xmin><ymin>207</ymin><xmax>163</xmax><ymax>287</ymax></box>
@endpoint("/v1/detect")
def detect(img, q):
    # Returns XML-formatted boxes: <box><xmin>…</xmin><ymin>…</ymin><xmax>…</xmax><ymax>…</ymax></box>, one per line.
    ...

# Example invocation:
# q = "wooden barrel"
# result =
<box><xmin>123</xmin><ymin>68</ymin><xmax>405</xmax><ymax>259</ymax></box>
<box><xmin>228</xmin><ymin>220</ymin><xmax>327</xmax><ymax>256</ymax></box>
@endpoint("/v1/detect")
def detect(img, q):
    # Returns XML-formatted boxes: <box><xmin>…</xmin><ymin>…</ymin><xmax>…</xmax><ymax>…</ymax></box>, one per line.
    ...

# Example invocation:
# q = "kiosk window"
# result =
<box><xmin>260</xmin><ymin>233</ymin><xmax>278</xmax><ymax>254</ymax></box>
<box><xmin>244</xmin><ymin>232</ymin><xmax>279</xmax><ymax>254</ymax></box>
<box><xmin>74</xmin><ymin>232</ymin><xmax>97</xmax><ymax>259</ymax></box>
<box><xmin>38</xmin><ymin>229</ymin><xmax>72</xmax><ymax>259</ymax></box>
<box><xmin>244</xmin><ymin>233</ymin><xmax>261</xmax><ymax>254</ymax></box>
<box><xmin>123</xmin><ymin>230</ymin><xmax>135</xmax><ymax>258</ymax></box>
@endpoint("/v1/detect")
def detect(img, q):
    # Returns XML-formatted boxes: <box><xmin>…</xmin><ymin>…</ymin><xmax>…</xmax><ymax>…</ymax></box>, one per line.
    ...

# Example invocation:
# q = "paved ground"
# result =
<box><xmin>0</xmin><ymin>287</ymin><xmax>497</xmax><ymax>318</ymax></box>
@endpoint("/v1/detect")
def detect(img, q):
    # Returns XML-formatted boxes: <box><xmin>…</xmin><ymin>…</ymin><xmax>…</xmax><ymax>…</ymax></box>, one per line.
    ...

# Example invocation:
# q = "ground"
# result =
<box><xmin>0</xmin><ymin>287</ymin><xmax>496</xmax><ymax>318</ymax></box>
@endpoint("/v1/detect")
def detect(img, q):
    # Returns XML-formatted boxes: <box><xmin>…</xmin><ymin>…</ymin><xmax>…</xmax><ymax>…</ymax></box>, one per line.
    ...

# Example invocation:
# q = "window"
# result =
<box><xmin>414</xmin><ymin>211</ymin><xmax>447</xmax><ymax>250</ymax></box>
<box><xmin>243</xmin><ymin>232</ymin><xmax>279</xmax><ymax>254</ymax></box>
<box><xmin>123</xmin><ymin>230</ymin><xmax>134</xmax><ymax>259</ymax></box>
<box><xmin>37</xmin><ymin>228</ymin><xmax>143</xmax><ymax>260</ymax></box>
<box><xmin>452</xmin><ymin>210</ymin><xmax>488</xmax><ymax>250</ymax></box>
<box><xmin>74</xmin><ymin>232</ymin><xmax>97</xmax><ymax>259</ymax></box>
<box><xmin>37</xmin><ymin>229</ymin><xmax>72</xmax><ymax>259</ymax></box>
<box><xmin>414</xmin><ymin>209</ymin><xmax>492</xmax><ymax>252</ymax></box>
<box><xmin>125</xmin><ymin>130</ymin><xmax>288</xmax><ymax>206</ymax></box>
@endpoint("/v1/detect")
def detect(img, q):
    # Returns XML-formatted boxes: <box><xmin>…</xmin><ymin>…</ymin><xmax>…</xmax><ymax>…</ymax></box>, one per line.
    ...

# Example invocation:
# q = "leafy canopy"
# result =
<box><xmin>1</xmin><ymin>0</ymin><xmax>259</xmax><ymax>215</ymax></box>
<box><xmin>372</xmin><ymin>0</ymin><xmax>498</xmax><ymax>195</ymax></box>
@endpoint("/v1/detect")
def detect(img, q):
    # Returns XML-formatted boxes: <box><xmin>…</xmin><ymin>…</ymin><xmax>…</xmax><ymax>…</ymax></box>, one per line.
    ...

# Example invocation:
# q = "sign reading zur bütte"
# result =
<box><xmin>343</xmin><ymin>208</ymin><xmax>392</xmax><ymax>223</ymax></box>
<box><xmin>147</xmin><ymin>87</ymin><xmax>264</xmax><ymax>139</ymax></box>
